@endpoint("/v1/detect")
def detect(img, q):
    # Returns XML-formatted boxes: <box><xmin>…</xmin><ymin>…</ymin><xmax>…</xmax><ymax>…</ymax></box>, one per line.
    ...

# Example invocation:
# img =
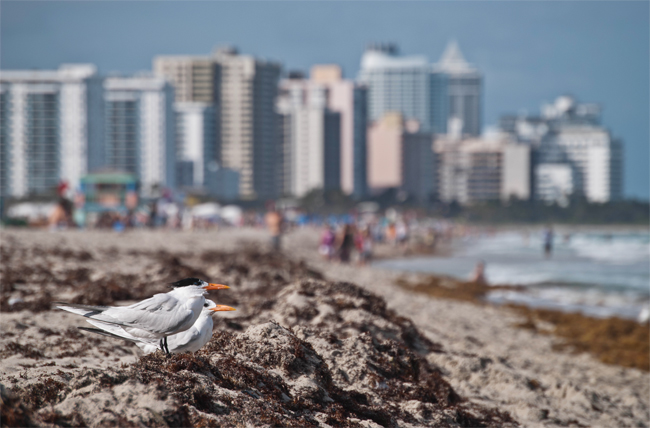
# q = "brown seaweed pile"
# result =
<box><xmin>0</xmin><ymin>239</ymin><xmax>516</xmax><ymax>427</ymax></box>
<box><xmin>397</xmin><ymin>274</ymin><xmax>650</xmax><ymax>371</ymax></box>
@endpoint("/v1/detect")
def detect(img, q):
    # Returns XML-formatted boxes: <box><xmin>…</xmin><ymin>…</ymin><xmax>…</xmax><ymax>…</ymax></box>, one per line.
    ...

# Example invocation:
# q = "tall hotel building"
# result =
<box><xmin>155</xmin><ymin>47</ymin><xmax>282</xmax><ymax>200</ymax></box>
<box><xmin>310</xmin><ymin>65</ymin><xmax>368</xmax><ymax>198</ymax></box>
<box><xmin>103</xmin><ymin>75</ymin><xmax>176</xmax><ymax>196</ymax></box>
<box><xmin>153</xmin><ymin>55</ymin><xmax>221</xmax><ymax>163</ymax></box>
<box><xmin>153</xmin><ymin>56</ymin><xmax>219</xmax><ymax>104</ymax></box>
<box><xmin>277</xmin><ymin>75</ymin><xmax>341</xmax><ymax>198</ymax></box>
<box><xmin>173</xmin><ymin>101</ymin><xmax>239</xmax><ymax>200</ymax></box>
<box><xmin>367</xmin><ymin>112</ymin><xmax>435</xmax><ymax>202</ymax></box>
<box><xmin>358</xmin><ymin>44</ymin><xmax>433</xmax><ymax>132</ymax></box>
<box><xmin>432</xmin><ymin>41</ymin><xmax>482</xmax><ymax>136</ymax></box>
<box><xmin>213</xmin><ymin>47</ymin><xmax>282</xmax><ymax>200</ymax></box>
<box><xmin>0</xmin><ymin>64</ymin><xmax>104</xmax><ymax>197</ymax></box>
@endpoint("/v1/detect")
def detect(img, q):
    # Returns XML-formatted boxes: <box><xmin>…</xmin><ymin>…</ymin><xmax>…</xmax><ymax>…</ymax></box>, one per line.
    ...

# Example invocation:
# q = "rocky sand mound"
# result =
<box><xmin>1</xmin><ymin>239</ymin><xmax>515</xmax><ymax>427</ymax></box>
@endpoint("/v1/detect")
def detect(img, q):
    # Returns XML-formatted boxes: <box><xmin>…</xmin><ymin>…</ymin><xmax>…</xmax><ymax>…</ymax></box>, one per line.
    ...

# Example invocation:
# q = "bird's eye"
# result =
<box><xmin>203</xmin><ymin>303</ymin><xmax>209</xmax><ymax>307</ymax></box>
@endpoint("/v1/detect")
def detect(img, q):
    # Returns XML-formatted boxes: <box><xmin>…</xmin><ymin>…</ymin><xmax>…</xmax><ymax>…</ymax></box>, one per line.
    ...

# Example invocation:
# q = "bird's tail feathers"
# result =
<box><xmin>78</xmin><ymin>327</ymin><xmax>137</xmax><ymax>343</ymax></box>
<box><xmin>54</xmin><ymin>302</ymin><xmax>109</xmax><ymax>317</ymax></box>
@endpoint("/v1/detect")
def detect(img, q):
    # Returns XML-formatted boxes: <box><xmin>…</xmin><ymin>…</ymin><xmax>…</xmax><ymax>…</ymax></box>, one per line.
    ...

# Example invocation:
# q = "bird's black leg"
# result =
<box><xmin>159</xmin><ymin>338</ymin><xmax>164</xmax><ymax>353</ymax></box>
<box><xmin>164</xmin><ymin>336</ymin><xmax>170</xmax><ymax>356</ymax></box>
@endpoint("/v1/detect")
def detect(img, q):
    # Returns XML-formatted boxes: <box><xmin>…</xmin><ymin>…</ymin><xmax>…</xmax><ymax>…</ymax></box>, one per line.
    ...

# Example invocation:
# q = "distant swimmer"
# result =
<box><xmin>470</xmin><ymin>261</ymin><xmax>488</xmax><ymax>285</ymax></box>
<box><xmin>543</xmin><ymin>227</ymin><xmax>554</xmax><ymax>258</ymax></box>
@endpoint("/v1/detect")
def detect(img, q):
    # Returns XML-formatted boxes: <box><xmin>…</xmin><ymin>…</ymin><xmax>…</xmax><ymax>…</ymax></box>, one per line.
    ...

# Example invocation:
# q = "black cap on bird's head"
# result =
<box><xmin>169</xmin><ymin>277</ymin><xmax>230</xmax><ymax>290</ymax></box>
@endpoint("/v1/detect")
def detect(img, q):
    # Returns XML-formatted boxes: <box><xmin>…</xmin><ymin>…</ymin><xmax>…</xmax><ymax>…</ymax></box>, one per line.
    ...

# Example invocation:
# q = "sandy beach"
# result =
<box><xmin>1</xmin><ymin>227</ymin><xmax>648</xmax><ymax>427</ymax></box>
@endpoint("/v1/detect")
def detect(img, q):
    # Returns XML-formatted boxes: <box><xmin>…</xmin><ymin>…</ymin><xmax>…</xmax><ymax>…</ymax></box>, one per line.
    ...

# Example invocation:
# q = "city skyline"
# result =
<box><xmin>2</xmin><ymin>1</ymin><xmax>648</xmax><ymax>199</ymax></box>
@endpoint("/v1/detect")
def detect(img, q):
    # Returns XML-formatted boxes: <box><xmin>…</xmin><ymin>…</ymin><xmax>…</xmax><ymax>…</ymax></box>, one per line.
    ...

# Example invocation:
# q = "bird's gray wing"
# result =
<box><xmin>168</xmin><ymin>326</ymin><xmax>202</xmax><ymax>351</ymax></box>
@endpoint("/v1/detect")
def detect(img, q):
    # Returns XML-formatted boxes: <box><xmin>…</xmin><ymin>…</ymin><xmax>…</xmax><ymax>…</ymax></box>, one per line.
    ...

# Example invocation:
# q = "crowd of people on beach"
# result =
<box><xmin>314</xmin><ymin>216</ymin><xmax>465</xmax><ymax>265</ymax></box>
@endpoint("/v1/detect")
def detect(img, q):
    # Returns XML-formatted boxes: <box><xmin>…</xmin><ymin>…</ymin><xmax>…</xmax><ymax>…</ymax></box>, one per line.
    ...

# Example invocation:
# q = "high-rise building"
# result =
<box><xmin>435</xmin><ymin>132</ymin><xmax>530</xmax><ymax>204</ymax></box>
<box><xmin>104</xmin><ymin>75</ymin><xmax>176</xmax><ymax>196</ymax></box>
<box><xmin>0</xmin><ymin>87</ymin><xmax>10</xmax><ymax>199</ymax></box>
<box><xmin>501</xmin><ymin>96</ymin><xmax>623</xmax><ymax>203</ymax></box>
<box><xmin>546</xmin><ymin>126</ymin><xmax>622</xmax><ymax>203</ymax></box>
<box><xmin>174</xmin><ymin>101</ymin><xmax>240</xmax><ymax>199</ymax></box>
<box><xmin>153</xmin><ymin>56</ymin><xmax>220</xmax><ymax>104</ymax></box>
<box><xmin>0</xmin><ymin>64</ymin><xmax>104</xmax><ymax>197</ymax></box>
<box><xmin>277</xmin><ymin>77</ymin><xmax>341</xmax><ymax>197</ymax></box>
<box><xmin>535</xmin><ymin>163</ymin><xmax>574</xmax><ymax>205</ymax></box>
<box><xmin>432</xmin><ymin>41</ymin><xmax>482</xmax><ymax>136</ymax></box>
<box><xmin>402</xmin><ymin>129</ymin><xmax>435</xmax><ymax>203</ymax></box>
<box><xmin>367</xmin><ymin>112</ymin><xmax>435</xmax><ymax>201</ymax></box>
<box><xmin>358</xmin><ymin>44</ymin><xmax>433</xmax><ymax>132</ymax></box>
<box><xmin>311</xmin><ymin>65</ymin><xmax>368</xmax><ymax>198</ymax></box>
<box><xmin>174</xmin><ymin>102</ymin><xmax>215</xmax><ymax>189</ymax></box>
<box><xmin>213</xmin><ymin>46</ymin><xmax>282</xmax><ymax>200</ymax></box>
<box><xmin>153</xmin><ymin>55</ymin><xmax>222</xmax><ymax>175</ymax></box>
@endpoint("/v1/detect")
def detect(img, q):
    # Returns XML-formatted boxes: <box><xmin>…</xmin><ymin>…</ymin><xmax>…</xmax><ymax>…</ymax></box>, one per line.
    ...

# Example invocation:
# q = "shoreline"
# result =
<box><xmin>370</xmin><ymin>226</ymin><xmax>649</xmax><ymax>321</ymax></box>
<box><xmin>1</xmin><ymin>227</ymin><xmax>648</xmax><ymax>427</ymax></box>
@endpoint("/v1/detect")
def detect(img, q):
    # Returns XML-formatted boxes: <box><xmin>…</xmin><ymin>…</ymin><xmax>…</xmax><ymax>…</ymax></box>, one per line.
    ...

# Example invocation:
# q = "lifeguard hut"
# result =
<box><xmin>78</xmin><ymin>170</ymin><xmax>139</xmax><ymax>226</ymax></box>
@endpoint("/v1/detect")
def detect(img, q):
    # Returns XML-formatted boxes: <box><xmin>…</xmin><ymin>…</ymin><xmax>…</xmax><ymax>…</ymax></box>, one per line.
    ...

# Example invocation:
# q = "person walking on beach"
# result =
<box><xmin>337</xmin><ymin>224</ymin><xmax>355</xmax><ymax>263</ymax></box>
<box><xmin>265</xmin><ymin>208</ymin><xmax>284</xmax><ymax>251</ymax></box>
<box><xmin>543</xmin><ymin>226</ymin><xmax>554</xmax><ymax>258</ymax></box>
<box><xmin>319</xmin><ymin>225</ymin><xmax>336</xmax><ymax>260</ymax></box>
<box><xmin>356</xmin><ymin>226</ymin><xmax>373</xmax><ymax>265</ymax></box>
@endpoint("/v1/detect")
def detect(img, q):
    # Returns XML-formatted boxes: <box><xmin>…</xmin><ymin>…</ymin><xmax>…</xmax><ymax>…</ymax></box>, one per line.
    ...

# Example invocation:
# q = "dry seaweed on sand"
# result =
<box><xmin>0</xmin><ymin>239</ymin><xmax>516</xmax><ymax>427</ymax></box>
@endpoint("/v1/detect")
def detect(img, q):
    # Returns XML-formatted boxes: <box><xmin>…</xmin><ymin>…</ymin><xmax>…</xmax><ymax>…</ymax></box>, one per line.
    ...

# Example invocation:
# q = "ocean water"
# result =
<box><xmin>374</xmin><ymin>230</ymin><xmax>650</xmax><ymax>320</ymax></box>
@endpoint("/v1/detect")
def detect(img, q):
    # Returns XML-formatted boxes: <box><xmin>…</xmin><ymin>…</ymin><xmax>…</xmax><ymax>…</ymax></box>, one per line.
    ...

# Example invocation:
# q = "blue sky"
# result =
<box><xmin>2</xmin><ymin>1</ymin><xmax>648</xmax><ymax>199</ymax></box>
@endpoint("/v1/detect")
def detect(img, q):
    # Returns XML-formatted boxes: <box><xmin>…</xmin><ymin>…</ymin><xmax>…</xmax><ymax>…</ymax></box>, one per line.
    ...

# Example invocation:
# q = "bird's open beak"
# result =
<box><xmin>211</xmin><ymin>305</ymin><xmax>236</xmax><ymax>312</ymax></box>
<box><xmin>204</xmin><ymin>283</ymin><xmax>230</xmax><ymax>290</ymax></box>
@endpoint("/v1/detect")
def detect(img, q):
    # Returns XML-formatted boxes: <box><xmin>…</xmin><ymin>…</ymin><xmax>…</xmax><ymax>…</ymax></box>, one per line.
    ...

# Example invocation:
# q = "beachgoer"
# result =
<box><xmin>338</xmin><ymin>224</ymin><xmax>355</xmax><ymax>263</ymax></box>
<box><xmin>357</xmin><ymin>226</ymin><xmax>373</xmax><ymax>265</ymax></box>
<box><xmin>396</xmin><ymin>220</ymin><xmax>409</xmax><ymax>249</ymax></box>
<box><xmin>319</xmin><ymin>225</ymin><xmax>336</xmax><ymax>260</ymax></box>
<box><xmin>470</xmin><ymin>261</ymin><xmax>488</xmax><ymax>285</ymax></box>
<box><xmin>543</xmin><ymin>226</ymin><xmax>554</xmax><ymax>258</ymax></box>
<box><xmin>265</xmin><ymin>209</ymin><xmax>283</xmax><ymax>251</ymax></box>
<box><xmin>386</xmin><ymin>222</ymin><xmax>397</xmax><ymax>246</ymax></box>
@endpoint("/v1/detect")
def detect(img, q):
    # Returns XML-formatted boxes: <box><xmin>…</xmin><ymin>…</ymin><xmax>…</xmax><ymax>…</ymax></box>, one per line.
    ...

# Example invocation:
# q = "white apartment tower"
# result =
<box><xmin>503</xmin><ymin>96</ymin><xmax>624</xmax><ymax>203</ymax></box>
<box><xmin>277</xmin><ymin>76</ymin><xmax>341</xmax><ymax>197</ymax></box>
<box><xmin>104</xmin><ymin>75</ymin><xmax>176</xmax><ymax>196</ymax></box>
<box><xmin>358</xmin><ymin>44</ymin><xmax>433</xmax><ymax>132</ymax></box>
<box><xmin>546</xmin><ymin>126</ymin><xmax>622</xmax><ymax>203</ymax></box>
<box><xmin>175</xmin><ymin>102</ymin><xmax>215</xmax><ymax>189</ymax></box>
<box><xmin>0</xmin><ymin>64</ymin><xmax>104</xmax><ymax>197</ymax></box>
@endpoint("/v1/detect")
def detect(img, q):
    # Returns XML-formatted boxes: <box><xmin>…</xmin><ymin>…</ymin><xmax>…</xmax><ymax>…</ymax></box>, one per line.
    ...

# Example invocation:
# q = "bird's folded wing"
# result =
<box><xmin>168</xmin><ymin>326</ymin><xmax>202</xmax><ymax>349</ymax></box>
<box><xmin>84</xmin><ymin>319</ymin><xmax>154</xmax><ymax>342</ymax></box>
<box><xmin>125</xmin><ymin>293</ymin><xmax>178</xmax><ymax>312</ymax></box>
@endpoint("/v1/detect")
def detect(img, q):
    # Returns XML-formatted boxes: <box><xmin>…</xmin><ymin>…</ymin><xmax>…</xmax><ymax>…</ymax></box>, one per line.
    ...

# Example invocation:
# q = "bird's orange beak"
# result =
<box><xmin>211</xmin><ymin>305</ymin><xmax>236</xmax><ymax>312</ymax></box>
<box><xmin>204</xmin><ymin>283</ymin><xmax>230</xmax><ymax>290</ymax></box>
